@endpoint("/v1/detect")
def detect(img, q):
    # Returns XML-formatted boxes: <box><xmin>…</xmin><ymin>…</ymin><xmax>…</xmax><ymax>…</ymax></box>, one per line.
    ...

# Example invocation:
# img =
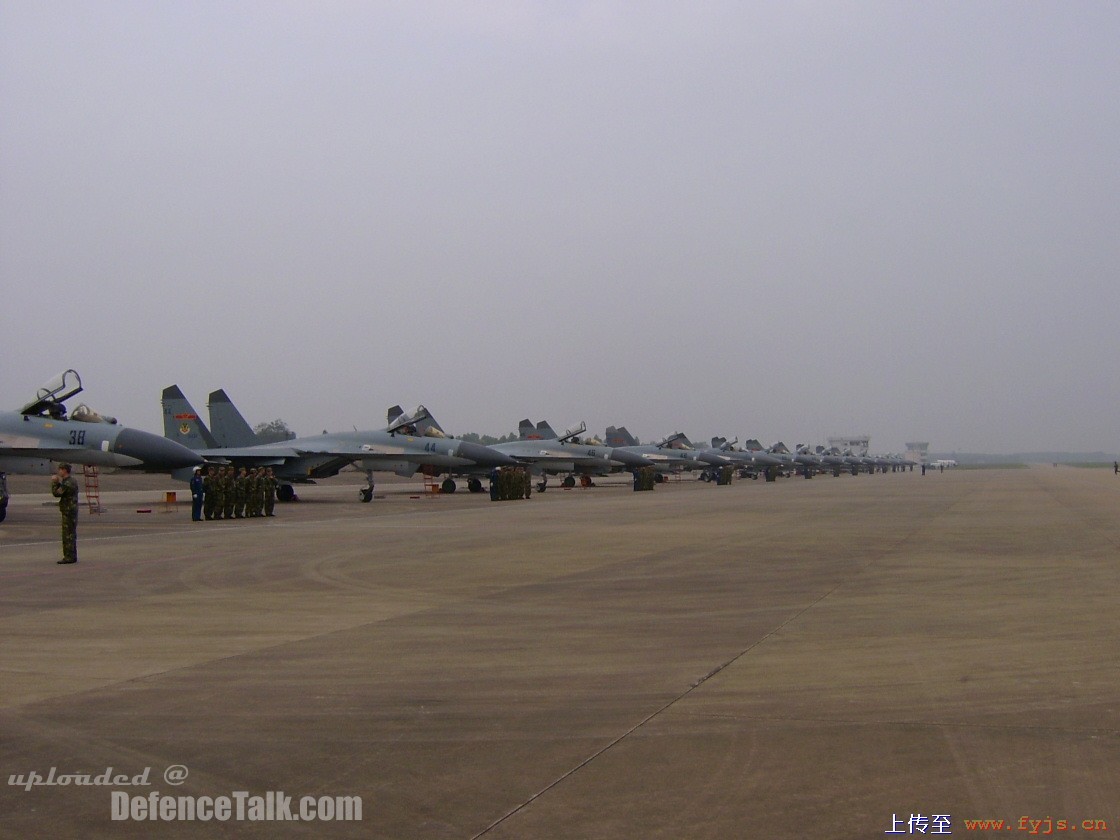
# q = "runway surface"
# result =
<box><xmin>1</xmin><ymin>467</ymin><xmax>1118</xmax><ymax>838</ymax></box>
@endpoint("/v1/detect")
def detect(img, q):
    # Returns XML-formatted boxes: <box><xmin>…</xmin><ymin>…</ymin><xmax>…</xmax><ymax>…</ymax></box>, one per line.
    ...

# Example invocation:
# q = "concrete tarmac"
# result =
<box><xmin>1</xmin><ymin>467</ymin><xmax>1118</xmax><ymax>838</ymax></box>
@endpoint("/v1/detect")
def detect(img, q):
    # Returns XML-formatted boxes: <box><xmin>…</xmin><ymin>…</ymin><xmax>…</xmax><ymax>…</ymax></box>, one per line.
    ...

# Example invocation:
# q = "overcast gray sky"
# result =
<box><xmin>3</xmin><ymin>1</ymin><xmax>1118</xmax><ymax>453</ymax></box>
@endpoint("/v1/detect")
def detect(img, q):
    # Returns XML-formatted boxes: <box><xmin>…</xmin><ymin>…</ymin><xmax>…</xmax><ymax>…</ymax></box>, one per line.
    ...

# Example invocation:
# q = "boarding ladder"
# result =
<box><xmin>82</xmin><ymin>465</ymin><xmax>102</xmax><ymax>514</ymax></box>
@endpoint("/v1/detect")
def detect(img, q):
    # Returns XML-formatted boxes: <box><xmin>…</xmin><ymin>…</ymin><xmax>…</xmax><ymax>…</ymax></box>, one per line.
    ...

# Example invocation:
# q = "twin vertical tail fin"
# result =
<box><xmin>605</xmin><ymin>426</ymin><xmax>639</xmax><ymax>447</ymax></box>
<box><xmin>207</xmin><ymin>390</ymin><xmax>260</xmax><ymax>447</ymax></box>
<box><xmin>161</xmin><ymin>386</ymin><xmax>219</xmax><ymax>450</ymax></box>
<box><xmin>386</xmin><ymin>405</ymin><xmax>446</xmax><ymax>437</ymax></box>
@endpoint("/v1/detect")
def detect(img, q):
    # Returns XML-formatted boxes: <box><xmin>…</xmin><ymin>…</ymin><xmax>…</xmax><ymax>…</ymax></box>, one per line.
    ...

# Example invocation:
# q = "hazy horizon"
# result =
<box><xmin>4</xmin><ymin>2</ymin><xmax>1118</xmax><ymax>454</ymax></box>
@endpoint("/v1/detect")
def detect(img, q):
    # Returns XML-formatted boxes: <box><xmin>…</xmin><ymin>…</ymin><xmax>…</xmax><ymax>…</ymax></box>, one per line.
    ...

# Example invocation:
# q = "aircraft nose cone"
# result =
<box><xmin>697</xmin><ymin>451</ymin><xmax>727</xmax><ymax>466</ymax></box>
<box><xmin>609</xmin><ymin>448</ymin><xmax>654</xmax><ymax>469</ymax></box>
<box><xmin>113</xmin><ymin>428</ymin><xmax>203</xmax><ymax>470</ymax></box>
<box><xmin>459</xmin><ymin>440</ymin><xmax>517</xmax><ymax>467</ymax></box>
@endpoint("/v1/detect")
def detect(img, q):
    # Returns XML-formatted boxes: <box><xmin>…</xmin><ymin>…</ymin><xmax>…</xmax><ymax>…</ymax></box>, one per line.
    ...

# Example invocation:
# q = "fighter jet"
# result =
<box><xmin>161</xmin><ymin>387</ymin><xmax>515</xmax><ymax>502</ymax></box>
<box><xmin>761</xmin><ymin>441</ymin><xmax>806</xmax><ymax>479</ymax></box>
<box><xmin>0</xmin><ymin>371</ymin><xmax>201</xmax><ymax>521</ymax></box>
<box><xmin>813</xmin><ymin>446</ymin><xmax>852</xmax><ymax>477</ymax></box>
<box><xmin>604</xmin><ymin>426</ymin><xmax>709</xmax><ymax>476</ymax></box>
<box><xmin>794</xmin><ymin>444</ymin><xmax>826</xmax><ymax>477</ymax></box>
<box><xmin>485</xmin><ymin>419</ymin><xmax>654</xmax><ymax>491</ymax></box>
<box><xmin>815</xmin><ymin>443</ymin><xmax>864</xmax><ymax>477</ymax></box>
<box><xmin>706</xmin><ymin>437</ymin><xmax>786</xmax><ymax>478</ymax></box>
<box><xmin>739</xmin><ymin>439</ymin><xmax>790</xmax><ymax>481</ymax></box>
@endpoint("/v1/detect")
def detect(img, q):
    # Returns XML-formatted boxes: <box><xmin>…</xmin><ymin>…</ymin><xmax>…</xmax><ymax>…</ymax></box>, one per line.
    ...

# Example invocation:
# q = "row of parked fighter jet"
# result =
<box><xmin>0</xmin><ymin>371</ymin><xmax>919</xmax><ymax>524</ymax></box>
<box><xmin>160</xmin><ymin>387</ymin><xmax>918</xmax><ymax>502</ymax></box>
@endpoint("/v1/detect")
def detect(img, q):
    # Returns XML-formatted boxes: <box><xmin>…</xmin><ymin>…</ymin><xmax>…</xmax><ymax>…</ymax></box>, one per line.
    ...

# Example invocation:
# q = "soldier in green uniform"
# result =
<box><xmin>246</xmin><ymin>468</ymin><xmax>260</xmax><ymax>517</ymax></box>
<box><xmin>222</xmin><ymin>467</ymin><xmax>236</xmax><ymax>520</ymax></box>
<box><xmin>50</xmin><ymin>463</ymin><xmax>80</xmax><ymax>564</ymax></box>
<box><xmin>247</xmin><ymin>468</ymin><xmax>258</xmax><ymax>517</ymax></box>
<box><xmin>0</xmin><ymin>470</ymin><xmax>9</xmax><ymax>524</ymax></box>
<box><xmin>202</xmin><ymin>466</ymin><xmax>217</xmax><ymax>520</ymax></box>
<box><xmin>233</xmin><ymin>467</ymin><xmax>247</xmax><ymax>518</ymax></box>
<box><xmin>244</xmin><ymin>468</ymin><xmax>255</xmax><ymax>517</ymax></box>
<box><xmin>264</xmin><ymin>468</ymin><xmax>277</xmax><ymax>516</ymax></box>
<box><xmin>258</xmin><ymin>468</ymin><xmax>268</xmax><ymax>516</ymax></box>
<box><xmin>255</xmin><ymin>469</ymin><xmax>267</xmax><ymax>516</ymax></box>
<box><xmin>214</xmin><ymin>467</ymin><xmax>227</xmax><ymax>519</ymax></box>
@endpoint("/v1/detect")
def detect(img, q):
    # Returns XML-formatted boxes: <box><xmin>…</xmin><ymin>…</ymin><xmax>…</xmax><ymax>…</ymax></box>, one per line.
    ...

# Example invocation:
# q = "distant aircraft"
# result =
<box><xmin>604</xmin><ymin>426</ymin><xmax>709</xmax><ymax>475</ymax></box>
<box><xmin>705</xmin><ymin>437</ymin><xmax>786</xmax><ymax>478</ymax></box>
<box><xmin>759</xmin><ymin>441</ymin><xmax>796</xmax><ymax>479</ymax></box>
<box><xmin>161</xmin><ymin>387</ymin><xmax>515</xmax><ymax>502</ymax></box>
<box><xmin>813</xmin><ymin>446</ymin><xmax>851</xmax><ymax>476</ymax></box>
<box><xmin>485</xmin><ymin>419</ymin><xmax>654</xmax><ymax>491</ymax></box>
<box><xmin>0</xmin><ymin>371</ymin><xmax>201</xmax><ymax>522</ymax></box>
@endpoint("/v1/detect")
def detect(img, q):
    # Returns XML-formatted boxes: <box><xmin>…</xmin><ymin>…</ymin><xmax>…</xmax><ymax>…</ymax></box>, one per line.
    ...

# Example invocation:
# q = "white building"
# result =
<box><xmin>905</xmin><ymin>442</ymin><xmax>930</xmax><ymax>464</ymax></box>
<box><xmin>827</xmin><ymin>436</ymin><xmax>870</xmax><ymax>456</ymax></box>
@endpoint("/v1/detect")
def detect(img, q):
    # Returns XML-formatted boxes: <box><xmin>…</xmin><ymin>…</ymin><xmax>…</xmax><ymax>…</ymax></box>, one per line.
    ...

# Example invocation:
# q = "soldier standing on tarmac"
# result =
<box><xmin>216</xmin><ymin>467</ymin><xmax>230</xmax><ymax>519</ymax></box>
<box><xmin>264</xmin><ymin>468</ymin><xmax>277</xmax><ymax>516</ymax></box>
<box><xmin>190</xmin><ymin>468</ymin><xmax>204</xmax><ymax>522</ymax></box>
<box><xmin>222</xmin><ymin>467</ymin><xmax>236</xmax><ymax>520</ymax></box>
<box><xmin>234</xmin><ymin>468</ymin><xmax>248</xmax><ymax>518</ymax></box>
<box><xmin>50</xmin><ymin>463</ymin><xmax>79</xmax><ymax>564</ymax></box>
<box><xmin>247</xmin><ymin>468</ymin><xmax>261</xmax><ymax>517</ymax></box>
<box><xmin>202</xmin><ymin>466</ymin><xmax>217</xmax><ymax>520</ymax></box>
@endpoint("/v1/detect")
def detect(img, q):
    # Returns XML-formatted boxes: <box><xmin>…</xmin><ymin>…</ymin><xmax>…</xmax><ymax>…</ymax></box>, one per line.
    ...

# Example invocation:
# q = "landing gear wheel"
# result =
<box><xmin>441</xmin><ymin>478</ymin><xmax>456</xmax><ymax>494</ymax></box>
<box><xmin>278</xmin><ymin>484</ymin><xmax>295</xmax><ymax>502</ymax></box>
<box><xmin>359</xmin><ymin>487</ymin><xmax>373</xmax><ymax>503</ymax></box>
<box><xmin>561</xmin><ymin>475</ymin><xmax>576</xmax><ymax>488</ymax></box>
<box><xmin>536</xmin><ymin>481</ymin><xmax>547</xmax><ymax>493</ymax></box>
<box><xmin>654</xmin><ymin>473</ymin><xmax>665</xmax><ymax>484</ymax></box>
<box><xmin>467</xmin><ymin>478</ymin><xmax>482</xmax><ymax>493</ymax></box>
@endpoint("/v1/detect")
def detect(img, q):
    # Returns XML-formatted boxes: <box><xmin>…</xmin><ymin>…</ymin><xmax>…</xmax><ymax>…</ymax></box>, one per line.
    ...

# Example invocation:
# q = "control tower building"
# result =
<box><xmin>905</xmin><ymin>442</ymin><xmax>930</xmax><ymax>465</ymax></box>
<box><xmin>827</xmin><ymin>436</ymin><xmax>870</xmax><ymax>457</ymax></box>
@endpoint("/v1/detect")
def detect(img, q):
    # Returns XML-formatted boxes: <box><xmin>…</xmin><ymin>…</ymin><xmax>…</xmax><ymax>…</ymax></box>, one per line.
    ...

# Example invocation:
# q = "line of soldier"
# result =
<box><xmin>489</xmin><ymin>466</ymin><xmax>532</xmax><ymax>501</ymax></box>
<box><xmin>632</xmin><ymin>466</ymin><xmax>656</xmax><ymax>492</ymax></box>
<box><xmin>193</xmin><ymin>465</ymin><xmax>278</xmax><ymax>521</ymax></box>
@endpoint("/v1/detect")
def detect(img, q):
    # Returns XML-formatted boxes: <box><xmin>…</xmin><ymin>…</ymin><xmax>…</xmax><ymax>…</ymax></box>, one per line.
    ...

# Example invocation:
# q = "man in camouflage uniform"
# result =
<box><xmin>212</xmin><ymin>467</ymin><xmax>224</xmax><ymax>519</ymax></box>
<box><xmin>50</xmin><ymin>463</ymin><xmax>79</xmax><ymax>564</ymax></box>
<box><xmin>202</xmin><ymin>466</ymin><xmax>217</xmax><ymax>520</ymax></box>
<box><xmin>233</xmin><ymin>467</ymin><xmax>248</xmax><ymax>518</ymax></box>
<box><xmin>264</xmin><ymin>468</ymin><xmax>277</xmax><ymax>516</ymax></box>
<box><xmin>222</xmin><ymin>467</ymin><xmax>236</xmax><ymax>520</ymax></box>
<box><xmin>254</xmin><ymin>469</ymin><xmax>267</xmax><ymax>517</ymax></box>
<box><xmin>246</xmin><ymin>468</ymin><xmax>260</xmax><ymax>517</ymax></box>
<box><xmin>0</xmin><ymin>470</ymin><xmax>9</xmax><ymax>524</ymax></box>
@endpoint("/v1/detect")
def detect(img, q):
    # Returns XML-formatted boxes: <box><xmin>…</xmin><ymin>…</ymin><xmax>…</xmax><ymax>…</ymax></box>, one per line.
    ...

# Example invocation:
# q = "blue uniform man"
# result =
<box><xmin>189</xmin><ymin>468</ymin><xmax>205</xmax><ymax>521</ymax></box>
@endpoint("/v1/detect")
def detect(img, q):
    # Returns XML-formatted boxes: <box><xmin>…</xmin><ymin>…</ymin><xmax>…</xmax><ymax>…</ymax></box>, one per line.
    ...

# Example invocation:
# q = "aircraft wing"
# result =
<box><xmin>510</xmin><ymin>449</ymin><xmax>603</xmax><ymax>463</ymax></box>
<box><xmin>195</xmin><ymin>446</ymin><xmax>300</xmax><ymax>466</ymax></box>
<box><xmin>0</xmin><ymin>443</ymin><xmax>142</xmax><ymax>468</ymax></box>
